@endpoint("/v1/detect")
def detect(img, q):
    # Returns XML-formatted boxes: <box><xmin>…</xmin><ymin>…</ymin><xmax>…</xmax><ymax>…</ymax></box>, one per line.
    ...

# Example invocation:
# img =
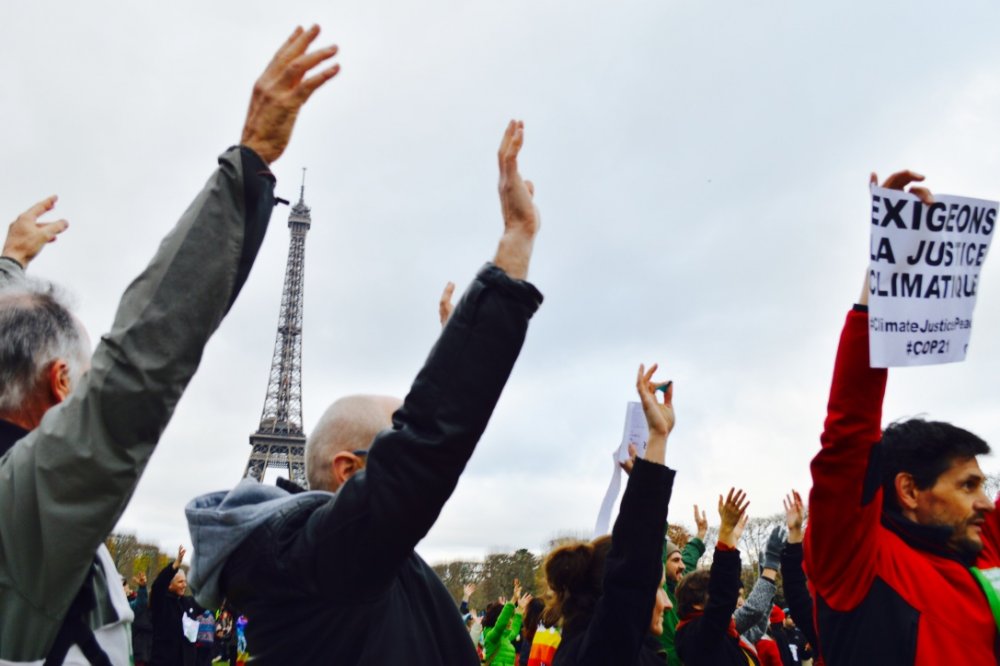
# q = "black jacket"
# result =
<box><xmin>553</xmin><ymin>458</ymin><xmax>674</xmax><ymax>666</ymax></box>
<box><xmin>675</xmin><ymin>548</ymin><xmax>761</xmax><ymax>666</ymax></box>
<box><xmin>779</xmin><ymin>542</ymin><xmax>817</xmax><ymax>656</ymax></box>
<box><xmin>213</xmin><ymin>264</ymin><xmax>542</xmax><ymax>664</ymax></box>
<box><xmin>150</xmin><ymin>563</ymin><xmax>199</xmax><ymax>666</ymax></box>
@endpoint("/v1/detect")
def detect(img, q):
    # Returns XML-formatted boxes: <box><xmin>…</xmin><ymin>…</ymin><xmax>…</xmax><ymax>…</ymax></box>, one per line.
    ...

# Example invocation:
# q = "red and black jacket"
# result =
<box><xmin>805</xmin><ymin>308</ymin><xmax>999</xmax><ymax>665</ymax></box>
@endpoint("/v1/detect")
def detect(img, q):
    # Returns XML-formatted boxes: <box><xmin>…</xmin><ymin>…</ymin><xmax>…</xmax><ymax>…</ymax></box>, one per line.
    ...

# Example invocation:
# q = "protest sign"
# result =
<box><xmin>868</xmin><ymin>185</ymin><xmax>997</xmax><ymax>367</ymax></box>
<box><xmin>593</xmin><ymin>402</ymin><xmax>649</xmax><ymax>537</ymax></box>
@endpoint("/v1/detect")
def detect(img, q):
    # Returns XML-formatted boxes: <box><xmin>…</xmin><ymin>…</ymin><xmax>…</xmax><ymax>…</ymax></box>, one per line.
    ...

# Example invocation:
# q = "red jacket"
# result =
<box><xmin>804</xmin><ymin>308</ymin><xmax>998</xmax><ymax>665</ymax></box>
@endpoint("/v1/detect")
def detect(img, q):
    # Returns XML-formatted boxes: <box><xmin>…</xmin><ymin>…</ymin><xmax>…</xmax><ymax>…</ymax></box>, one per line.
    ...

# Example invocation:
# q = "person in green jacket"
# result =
<box><xmin>659</xmin><ymin>505</ymin><xmax>708</xmax><ymax>665</ymax></box>
<box><xmin>483</xmin><ymin>580</ymin><xmax>532</xmax><ymax>666</ymax></box>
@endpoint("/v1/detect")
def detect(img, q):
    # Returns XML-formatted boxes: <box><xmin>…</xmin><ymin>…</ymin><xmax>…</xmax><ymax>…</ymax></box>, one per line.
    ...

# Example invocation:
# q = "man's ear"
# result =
<box><xmin>330</xmin><ymin>451</ymin><xmax>364</xmax><ymax>488</ymax></box>
<box><xmin>894</xmin><ymin>472</ymin><xmax>921</xmax><ymax>511</ymax></box>
<box><xmin>47</xmin><ymin>359</ymin><xmax>72</xmax><ymax>403</ymax></box>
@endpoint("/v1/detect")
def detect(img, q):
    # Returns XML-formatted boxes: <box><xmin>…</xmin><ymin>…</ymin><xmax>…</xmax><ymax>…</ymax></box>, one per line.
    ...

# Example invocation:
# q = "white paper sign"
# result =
<box><xmin>594</xmin><ymin>402</ymin><xmax>650</xmax><ymax>537</ymax></box>
<box><xmin>868</xmin><ymin>186</ymin><xmax>998</xmax><ymax>367</ymax></box>
<box><xmin>616</xmin><ymin>401</ymin><xmax>649</xmax><ymax>462</ymax></box>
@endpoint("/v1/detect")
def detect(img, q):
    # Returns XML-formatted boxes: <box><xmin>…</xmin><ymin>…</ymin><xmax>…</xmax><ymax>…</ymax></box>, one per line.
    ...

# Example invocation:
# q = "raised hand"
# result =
<box><xmin>133</xmin><ymin>572</ymin><xmax>147</xmax><ymax>588</ymax></box>
<box><xmin>463</xmin><ymin>582</ymin><xmax>477</xmax><ymax>601</ymax></box>
<box><xmin>860</xmin><ymin>170</ymin><xmax>934</xmax><ymax>305</ymax></box>
<box><xmin>241</xmin><ymin>25</ymin><xmax>340</xmax><ymax>164</ymax></box>
<box><xmin>717</xmin><ymin>488</ymin><xmax>749</xmax><ymax>548</ymax></box>
<box><xmin>871</xmin><ymin>170</ymin><xmax>934</xmax><ymax>205</ymax></box>
<box><xmin>762</xmin><ymin>524</ymin><xmax>786</xmax><ymax>575</ymax></box>
<box><xmin>174</xmin><ymin>545</ymin><xmax>187</xmax><ymax>569</ymax></box>
<box><xmin>494</xmin><ymin>120</ymin><xmax>539</xmax><ymax>281</ymax></box>
<box><xmin>619</xmin><ymin>443</ymin><xmax>638</xmax><ymax>476</ymax></box>
<box><xmin>439</xmin><ymin>282</ymin><xmax>455</xmax><ymax>327</ymax></box>
<box><xmin>694</xmin><ymin>504</ymin><xmax>708</xmax><ymax>540</ymax></box>
<box><xmin>512</xmin><ymin>578</ymin><xmax>522</xmax><ymax>604</ymax></box>
<box><xmin>3</xmin><ymin>196</ymin><xmax>69</xmax><ymax>268</ymax></box>
<box><xmin>783</xmin><ymin>489</ymin><xmax>805</xmax><ymax>544</ymax></box>
<box><xmin>517</xmin><ymin>593</ymin><xmax>533</xmax><ymax>614</ymax></box>
<box><xmin>635</xmin><ymin>363</ymin><xmax>674</xmax><ymax>466</ymax></box>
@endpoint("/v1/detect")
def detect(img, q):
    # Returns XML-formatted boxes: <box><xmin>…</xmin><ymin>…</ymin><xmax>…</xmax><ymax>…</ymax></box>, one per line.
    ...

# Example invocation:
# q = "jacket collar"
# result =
<box><xmin>0</xmin><ymin>418</ymin><xmax>28</xmax><ymax>457</ymax></box>
<box><xmin>881</xmin><ymin>507</ymin><xmax>977</xmax><ymax>567</ymax></box>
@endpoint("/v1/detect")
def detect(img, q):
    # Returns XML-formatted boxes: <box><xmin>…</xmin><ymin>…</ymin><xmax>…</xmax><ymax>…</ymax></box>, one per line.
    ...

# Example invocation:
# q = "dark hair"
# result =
<box><xmin>483</xmin><ymin>601</ymin><xmax>504</xmax><ymax>629</ymax></box>
<box><xmin>521</xmin><ymin>597</ymin><xmax>545</xmax><ymax>648</ymax></box>
<box><xmin>541</xmin><ymin>535</ymin><xmax>612</xmax><ymax>630</ymax></box>
<box><xmin>675</xmin><ymin>568</ymin><xmax>711</xmax><ymax>619</ymax></box>
<box><xmin>880</xmin><ymin>418</ymin><xmax>990</xmax><ymax>512</ymax></box>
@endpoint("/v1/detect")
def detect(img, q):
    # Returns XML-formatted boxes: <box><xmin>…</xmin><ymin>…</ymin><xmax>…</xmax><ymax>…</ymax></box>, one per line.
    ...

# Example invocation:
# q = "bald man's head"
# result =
<box><xmin>306</xmin><ymin>394</ymin><xmax>402</xmax><ymax>491</ymax></box>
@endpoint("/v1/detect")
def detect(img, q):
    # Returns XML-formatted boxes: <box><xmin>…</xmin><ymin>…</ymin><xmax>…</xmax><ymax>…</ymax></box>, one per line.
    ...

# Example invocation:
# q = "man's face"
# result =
<box><xmin>665</xmin><ymin>551</ymin><xmax>685</xmax><ymax>583</ymax></box>
<box><xmin>912</xmin><ymin>457</ymin><xmax>995</xmax><ymax>555</ymax></box>
<box><xmin>735</xmin><ymin>586</ymin><xmax>746</xmax><ymax>609</ymax></box>
<box><xmin>168</xmin><ymin>570</ymin><xmax>187</xmax><ymax>596</ymax></box>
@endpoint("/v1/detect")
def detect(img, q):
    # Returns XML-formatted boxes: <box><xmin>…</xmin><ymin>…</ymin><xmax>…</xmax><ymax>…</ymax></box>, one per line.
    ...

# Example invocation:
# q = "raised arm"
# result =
<box><xmin>0</xmin><ymin>27</ymin><xmax>337</xmax><ymax>639</ymax></box>
<box><xmin>572</xmin><ymin>364</ymin><xmax>676</xmax><ymax>662</ymax></box>
<box><xmin>734</xmin><ymin>525</ymin><xmax>782</xmax><ymax>637</ymax></box>
<box><xmin>681</xmin><ymin>505</ymin><xmax>708</xmax><ymax>572</ymax></box>
<box><xmin>805</xmin><ymin>170</ymin><xmax>932</xmax><ymax>611</ymax></box>
<box><xmin>780</xmin><ymin>490</ymin><xmax>818</xmax><ymax>651</ymax></box>
<box><xmin>308</xmin><ymin>121</ymin><xmax>543</xmax><ymax>596</ymax></box>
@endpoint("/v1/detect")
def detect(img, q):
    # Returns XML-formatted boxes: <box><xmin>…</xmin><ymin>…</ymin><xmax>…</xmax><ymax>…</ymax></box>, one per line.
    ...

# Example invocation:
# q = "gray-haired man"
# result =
<box><xmin>0</xmin><ymin>25</ymin><xmax>339</xmax><ymax>664</ymax></box>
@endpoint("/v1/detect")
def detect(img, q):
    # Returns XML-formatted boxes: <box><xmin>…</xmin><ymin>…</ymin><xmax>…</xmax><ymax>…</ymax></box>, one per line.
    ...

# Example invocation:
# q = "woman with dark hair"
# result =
<box><xmin>542</xmin><ymin>363</ymin><xmax>676</xmax><ymax>665</ymax></box>
<box><xmin>483</xmin><ymin>580</ymin><xmax>532</xmax><ymax>666</ymax></box>
<box><xmin>518</xmin><ymin>597</ymin><xmax>546</xmax><ymax>666</ymax></box>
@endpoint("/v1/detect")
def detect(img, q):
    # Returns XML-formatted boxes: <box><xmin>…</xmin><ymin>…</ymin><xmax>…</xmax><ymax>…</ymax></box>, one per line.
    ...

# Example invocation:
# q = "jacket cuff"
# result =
<box><xmin>0</xmin><ymin>256</ymin><xmax>24</xmax><ymax>272</ymax></box>
<box><xmin>477</xmin><ymin>263</ymin><xmax>544</xmax><ymax>313</ymax></box>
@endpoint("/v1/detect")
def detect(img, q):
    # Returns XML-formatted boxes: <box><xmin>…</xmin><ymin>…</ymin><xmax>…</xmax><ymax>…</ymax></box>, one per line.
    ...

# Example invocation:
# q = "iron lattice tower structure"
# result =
<box><xmin>244</xmin><ymin>172</ymin><xmax>311</xmax><ymax>486</ymax></box>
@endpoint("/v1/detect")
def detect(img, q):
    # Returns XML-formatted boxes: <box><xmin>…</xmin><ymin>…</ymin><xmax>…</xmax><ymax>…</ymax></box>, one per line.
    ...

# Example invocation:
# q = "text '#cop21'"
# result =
<box><xmin>869</xmin><ymin>192</ymin><xmax>996</xmax><ymax>299</ymax></box>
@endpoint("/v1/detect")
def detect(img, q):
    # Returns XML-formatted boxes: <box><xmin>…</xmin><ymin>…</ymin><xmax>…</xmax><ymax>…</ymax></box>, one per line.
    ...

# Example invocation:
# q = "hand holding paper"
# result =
<box><xmin>866</xmin><ymin>169</ymin><xmax>996</xmax><ymax>366</ymax></box>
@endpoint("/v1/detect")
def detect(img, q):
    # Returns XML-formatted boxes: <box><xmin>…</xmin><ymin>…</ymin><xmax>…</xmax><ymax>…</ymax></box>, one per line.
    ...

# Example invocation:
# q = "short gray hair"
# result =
<box><xmin>306</xmin><ymin>394</ymin><xmax>401</xmax><ymax>491</ymax></box>
<box><xmin>0</xmin><ymin>278</ymin><xmax>89</xmax><ymax>414</ymax></box>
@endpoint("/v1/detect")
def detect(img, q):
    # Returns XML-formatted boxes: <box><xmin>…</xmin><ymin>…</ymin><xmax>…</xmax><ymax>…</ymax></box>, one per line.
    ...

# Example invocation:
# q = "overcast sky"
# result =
<box><xmin>5</xmin><ymin>0</ymin><xmax>1000</xmax><ymax>565</ymax></box>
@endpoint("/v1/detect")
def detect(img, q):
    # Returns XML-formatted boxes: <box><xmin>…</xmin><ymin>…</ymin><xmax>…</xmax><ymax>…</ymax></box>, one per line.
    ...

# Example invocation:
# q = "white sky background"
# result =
<box><xmin>5</xmin><ymin>0</ymin><xmax>1000</xmax><ymax>565</ymax></box>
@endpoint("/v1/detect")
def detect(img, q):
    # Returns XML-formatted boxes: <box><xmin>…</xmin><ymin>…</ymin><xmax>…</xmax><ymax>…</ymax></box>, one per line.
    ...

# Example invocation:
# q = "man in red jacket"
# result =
<box><xmin>805</xmin><ymin>169</ymin><xmax>998</xmax><ymax>665</ymax></box>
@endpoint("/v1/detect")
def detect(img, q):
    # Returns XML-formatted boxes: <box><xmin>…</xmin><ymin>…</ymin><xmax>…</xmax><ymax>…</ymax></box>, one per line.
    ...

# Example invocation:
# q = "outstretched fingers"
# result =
<box><xmin>25</xmin><ymin>195</ymin><xmax>58</xmax><ymax>220</ymax></box>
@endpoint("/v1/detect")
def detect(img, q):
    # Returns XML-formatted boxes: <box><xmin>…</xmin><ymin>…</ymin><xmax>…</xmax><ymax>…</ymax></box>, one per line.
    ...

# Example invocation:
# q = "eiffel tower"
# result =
<box><xmin>243</xmin><ymin>170</ymin><xmax>311</xmax><ymax>486</ymax></box>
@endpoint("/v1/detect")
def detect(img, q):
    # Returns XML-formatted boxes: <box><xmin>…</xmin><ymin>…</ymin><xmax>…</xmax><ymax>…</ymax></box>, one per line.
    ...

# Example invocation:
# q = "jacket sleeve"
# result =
<box><xmin>0</xmin><ymin>256</ymin><xmax>25</xmax><ymax>287</ymax></box>
<box><xmin>504</xmin><ymin>611</ymin><xmax>523</xmax><ymax>642</ymax></box>
<box><xmin>0</xmin><ymin>147</ymin><xmax>275</xmax><ymax>623</ymax></box>
<box><xmin>134</xmin><ymin>584</ymin><xmax>148</xmax><ymax>614</ymax></box>
<box><xmin>780</xmin><ymin>542</ymin><xmax>818</xmax><ymax>653</ymax></box>
<box><xmin>484</xmin><ymin>602</ymin><xmax>516</xmax><ymax>654</ymax></box>
<box><xmin>573</xmin><ymin>458</ymin><xmax>675</xmax><ymax>665</ymax></box>
<box><xmin>681</xmin><ymin>537</ymin><xmax>705</xmax><ymax>573</ymax></box>
<box><xmin>804</xmin><ymin>308</ymin><xmax>886</xmax><ymax>610</ymax></box>
<box><xmin>305</xmin><ymin>263</ymin><xmax>542</xmax><ymax>597</ymax></box>
<box><xmin>734</xmin><ymin>573</ymin><xmax>775</xmax><ymax>636</ymax></box>
<box><xmin>681</xmin><ymin>547</ymin><xmax>742</xmax><ymax>647</ymax></box>
<box><xmin>151</xmin><ymin>562</ymin><xmax>179</xmax><ymax>614</ymax></box>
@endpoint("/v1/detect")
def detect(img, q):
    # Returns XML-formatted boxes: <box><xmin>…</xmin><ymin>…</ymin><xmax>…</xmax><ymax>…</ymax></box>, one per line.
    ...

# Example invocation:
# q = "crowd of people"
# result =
<box><xmin>1</xmin><ymin>21</ymin><xmax>1000</xmax><ymax>666</ymax></box>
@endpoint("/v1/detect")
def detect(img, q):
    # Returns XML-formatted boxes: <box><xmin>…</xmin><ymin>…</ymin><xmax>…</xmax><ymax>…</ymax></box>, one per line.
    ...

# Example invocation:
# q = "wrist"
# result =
<box><xmin>493</xmin><ymin>229</ymin><xmax>535</xmax><ymax>281</ymax></box>
<box><xmin>787</xmin><ymin>528</ymin><xmax>804</xmax><ymax>544</ymax></box>
<box><xmin>761</xmin><ymin>567</ymin><xmax>778</xmax><ymax>582</ymax></box>
<box><xmin>696</xmin><ymin>530</ymin><xmax>707</xmax><ymax>541</ymax></box>
<box><xmin>718</xmin><ymin>530</ymin><xmax>738</xmax><ymax>548</ymax></box>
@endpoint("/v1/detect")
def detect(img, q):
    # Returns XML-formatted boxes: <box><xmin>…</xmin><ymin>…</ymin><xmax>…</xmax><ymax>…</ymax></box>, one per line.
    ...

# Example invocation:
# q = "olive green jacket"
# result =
<box><xmin>0</xmin><ymin>146</ymin><xmax>274</xmax><ymax>662</ymax></box>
